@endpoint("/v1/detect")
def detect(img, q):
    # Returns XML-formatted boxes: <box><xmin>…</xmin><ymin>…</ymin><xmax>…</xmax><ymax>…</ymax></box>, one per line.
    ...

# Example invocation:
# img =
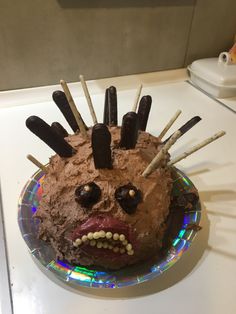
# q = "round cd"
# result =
<box><xmin>18</xmin><ymin>168</ymin><xmax>201</xmax><ymax>288</ymax></box>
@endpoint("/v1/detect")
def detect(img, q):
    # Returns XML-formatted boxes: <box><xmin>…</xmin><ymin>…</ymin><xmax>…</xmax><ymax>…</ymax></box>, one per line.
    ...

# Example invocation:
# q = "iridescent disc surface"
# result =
<box><xmin>18</xmin><ymin>168</ymin><xmax>201</xmax><ymax>288</ymax></box>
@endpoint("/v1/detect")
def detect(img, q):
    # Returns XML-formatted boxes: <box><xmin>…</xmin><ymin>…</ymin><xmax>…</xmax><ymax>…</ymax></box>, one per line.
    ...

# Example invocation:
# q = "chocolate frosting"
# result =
<box><xmin>35</xmin><ymin>127</ymin><xmax>173</xmax><ymax>269</ymax></box>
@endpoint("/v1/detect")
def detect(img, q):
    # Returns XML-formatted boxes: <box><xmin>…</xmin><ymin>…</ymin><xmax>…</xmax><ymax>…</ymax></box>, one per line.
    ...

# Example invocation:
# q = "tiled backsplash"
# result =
<box><xmin>0</xmin><ymin>0</ymin><xmax>235</xmax><ymax>91</ymax></box>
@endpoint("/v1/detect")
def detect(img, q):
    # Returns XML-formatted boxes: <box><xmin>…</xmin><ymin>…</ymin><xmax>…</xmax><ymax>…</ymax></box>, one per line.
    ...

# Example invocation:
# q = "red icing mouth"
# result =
<box><xmin>72</xmin><ymin>216</ymin><xmax>130</xmax><ymax>239</ymax></box>
<box><xmin>71</xmin><ymin>215</ymin><xmax>137</xmax><ymax>259</ymax></box>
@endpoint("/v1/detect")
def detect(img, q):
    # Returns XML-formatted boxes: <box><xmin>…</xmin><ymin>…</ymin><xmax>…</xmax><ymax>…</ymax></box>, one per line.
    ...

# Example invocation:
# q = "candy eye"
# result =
<box><xmin>115</xmin><ymin>183</ymin><xmax>142</xmax><ymax>214</ymax></box>
<box><xmin>75</xmin><ymin>182</ymin><xmax>101</xmax><ymax>208</ymax></box>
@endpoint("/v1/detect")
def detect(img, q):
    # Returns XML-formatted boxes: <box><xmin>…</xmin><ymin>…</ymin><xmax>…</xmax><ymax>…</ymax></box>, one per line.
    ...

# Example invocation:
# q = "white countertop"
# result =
<box><xmin>220</xmin><ymin>96</ymin><xmax>236</xmax><ymax>112</ymax></box>
<box><xmin>0</xmin><ymin>70</ymin><xmax>236</xmax><ymax>314</ymax></box>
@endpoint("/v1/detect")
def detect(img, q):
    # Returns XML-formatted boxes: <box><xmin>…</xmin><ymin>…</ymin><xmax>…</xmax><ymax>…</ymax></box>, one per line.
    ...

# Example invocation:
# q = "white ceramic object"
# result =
<box><xmin>188</xmin><ymin>56</ymin><xmax>236</xmax><ymax>98</ymax></box>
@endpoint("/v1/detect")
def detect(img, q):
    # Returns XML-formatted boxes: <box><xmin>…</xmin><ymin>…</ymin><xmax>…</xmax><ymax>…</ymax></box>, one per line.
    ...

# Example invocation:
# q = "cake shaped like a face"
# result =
<box><xmin>36</xmin><ymin>127</ymin><xmax>172</xmax><ymax>270</ymax></box>
<box><xmin>25</xmin><ymin>83</ymin><xmax>223</xmax><ymax>270</ymax></box>
<box><xmin>26</xmin><ymin>86</ymin><xmax>180</xmax><ymax>270</ymax></box>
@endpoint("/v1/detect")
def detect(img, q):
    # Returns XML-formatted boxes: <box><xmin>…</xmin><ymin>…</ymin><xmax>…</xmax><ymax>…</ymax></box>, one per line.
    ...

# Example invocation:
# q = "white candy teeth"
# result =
<box><xmin>82</xmin><ymin>235</ymin><xmax>88</xmax><ymax>242</ymax></box>
<box><xmin>90</xmin><ymin>240</ymin><xmax>96</xmax><ymax>246</ymax></box>
<box><xmin>97</xmin><ymin>241</ymin><xmax>103</xmax><ymax>248</ymax></box>
<box><xmin>76</xmin><ymin>239</ymin><xmax>82</xmax><ymax>245</ymax></box>
<box><xmin>113</xmin><ymin>233</ymin><xmax>119</xmax><ymax>241</ymax></box>
<box><xmin>93</xmin><ymin>232</ymin><xmax>100</xmax><ymax>239</ymax></box>
<box><xmin>119</xmin><ymin>234</ymin><xmax>125</xmax><ymax>241</ymax></box>
<box><xmin>73</xmin><ymin>238</ymin><xmax>82</xmax><ymax>247</ymax></box>
<box><xmin>74</xmin><ymin>230</ymin><xmax>135</xmax><ymax>255</ymax></box>
<box><xmin>99</xmin><ymin>230</ymin><xmax>106</xmax><ymax>238</ymax></box>
<box><xmin>126</xmin><ymin>244</ymin><xmax>132</xmax><ymax>251</ymax></box>
<box><xmin>87</xmin><ymin>232</ymin><xmax>94</xmax><ymax>240</ymax></box>
<box><xmin>93</xmin><ymin>230</ymin><xmax>106</xmax><ymax>239</ymax></box>
<box><xmin>106</xmin><ymin>232</ymin><xmax>112</xmax><ymax>239</ymax></box>
<box><xmin>122</xmin><ymin>240</ymin><xmax>128</xmax><ymax>246</ymax></box>
<box><xmin>86</xmin><ymin>230</ymin><xmax>128</xmax><ymax>242</ymax></box>
<box><xmin>102</xmin><ymin>242</ymin><xmax>108</xmax><ymax>249</ymax></box>
<box><xmin>127</xmin><ymin>249</ymin><xmax>134</xmax><ymax>256</ymax></box>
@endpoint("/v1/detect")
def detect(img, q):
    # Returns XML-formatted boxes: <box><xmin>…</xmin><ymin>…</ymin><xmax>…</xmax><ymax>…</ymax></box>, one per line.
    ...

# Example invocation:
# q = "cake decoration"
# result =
<box><xmin>158</xmin><ymin>109</ymin><xmax>182</xmax><ymax>140</ymax></box>
<box><xmin>168</xmin><ymin>130</ymin><xmax>226</xmax><ymax>166</ymax></box>
<box><xmin>91</xmin><ymin>123</ymin><xmax>112</xmax><ymax>169</ymax></box>
<box><xmin>25</xmin><ymin>77</ymin><xmax>226</xmax><ymax>270</ymax></box>
<box><xmin>52</xmin><ymin>90</ymin><xmax>81</xmax><ymax>133</ymax></box>
<box><xmin>60</xmin><ymin>79</ymin><xmax>87</xmax><ymax>137</ymax></box>
<box><xmin>75</xmin><ymin>182</ymin><xmax>101</xmax><ymax>208</ymax></box>
<box><xmin>132</xmin><ymin>84</ymin><xmax>143</xmax><ymax>112</ymax></box>
<box><xmin>103</xmin><ymin>88</ymin><xmax>109</xmax><ymax>125</ymax></box>
<box><xmin>115</xmin><ymin>183</ymin><xmax>142</xmax><ymax>214</ymax></box>
<box><xmin>163</xmin><ymin>115</ymin><xmax>201</xmax><ymax>144</ymax></box>
<box><xmin>137</xmin><ymin>95</ymin><xmax>152</xmax><ymax>131</ymax></box>
<box><xmin>26</xmin><ymin>154</ymin><xmax>47</xmax><ymax>173</ymax></box>
<box><xmin>51</xmin><ymin>122</ymin><xmax>68</xmax><ymax>138</ymax></box>
<box><xmin>79</xmin><ymin>75</ymin><xmax>98</xmax><ymax>125</ymax></box>
<box><xmin>142</xmin><ymin>130</ymin><xmax>181</xmax><ymax>178</ymax></box>
<box><xmin>26</xmin><ymin>115</ymin><xmax>75</xmax><ymax>157</ymax></box>
<box><xmin>119</xmin><ymin>112</ymin><xmax>139</xmax><ymax>149</ymax></box>
<box><xmin>103</xmin><ymin>86</ymin><xmax>118</xmax><ymax>126</ymax></box>
<box><xmin>107</xmin><ymin>86</ymin><xmax>118</xmax><ymax>126</ymax></box>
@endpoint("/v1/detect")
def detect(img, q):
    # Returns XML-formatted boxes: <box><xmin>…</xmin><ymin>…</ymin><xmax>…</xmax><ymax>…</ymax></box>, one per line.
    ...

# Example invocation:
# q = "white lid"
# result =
<box><xmin>189</xmin><ymin>57</ymin><xmax>236</xmax><ymax>87</ymax></box>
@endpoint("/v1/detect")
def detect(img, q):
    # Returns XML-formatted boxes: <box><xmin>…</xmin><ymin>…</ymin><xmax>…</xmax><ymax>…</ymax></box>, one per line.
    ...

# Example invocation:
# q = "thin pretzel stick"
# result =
<box><xmin>142</xmin><ymin>130</ymin><xmax>181</xmax><ymax>178</ymax></box>
<box><xmin>168</xmin><ymin>131</ymin><xmax>226</xmax><ymax>166</ymax></box>
<box><xmin>158</xmin><ymin>110</ymin><xmax>182</xmax><ymax>140</ymax></box>
<box><xmin>79</xmin><ymin>75</ymin><xmax>98</xmax><ymax>124</ymax></box>
<box><xmin>60</xmin><ymin>80</ymin><xmax>87</xmax><ymax>138</ymax></box>
<box><xmin>132</xmin><ymin>84</ymin><xmax>143</xmax><ymax>112</ymax></box>
<box><xmin>27</xmin><ymin>154</ymin><xmax>47</xmax><ymax>173</ymax></box>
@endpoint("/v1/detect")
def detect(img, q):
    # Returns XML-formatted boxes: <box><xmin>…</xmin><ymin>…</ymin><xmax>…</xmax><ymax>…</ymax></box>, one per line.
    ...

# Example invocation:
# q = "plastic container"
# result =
<box><xmin>188</xmin><ymin>55</ymin><xmax>236</xmax><ymax>98</ymax></box>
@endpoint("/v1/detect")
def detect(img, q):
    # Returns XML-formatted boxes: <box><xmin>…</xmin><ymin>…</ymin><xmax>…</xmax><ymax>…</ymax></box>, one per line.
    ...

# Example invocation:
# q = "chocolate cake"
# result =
<box><xmin>25</xmin><ymin>81</ymin><xmax>218</xmax><ymax>270</ymax></box>
<box><xmin>34</xmin><ymin>127</ymin><xmax>172</xmax><ymax>269</ymax></box>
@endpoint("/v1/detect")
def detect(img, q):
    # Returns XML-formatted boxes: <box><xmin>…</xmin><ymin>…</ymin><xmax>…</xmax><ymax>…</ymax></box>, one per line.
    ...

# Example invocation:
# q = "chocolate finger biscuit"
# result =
<box><xmin>137</xmin><ymin>95</ymin><xmax>152</xmax><ymax>131</ymax></box>
<box><xmin>92</xmin><ymin>123</ymin><xmax>112</xmax><ymax>169</ymax></box>
<box><xmin>26</xmin><ymin>116</ymin><xmax>75</xmax><ymax>157</ymax></box>
<box><xmin>53</xmin><ymin>90</ymin><xmax>87</xmax><ymax>133</ymax></box>
<box><xmin>51</xmin><ymin>122</ymin><xmax>68</xmax><ymax>138</ymax></box>
<box><xmin>119</xmin><ymin>112</ymin><xmax>139</xmax><ymax>149</ymax></box>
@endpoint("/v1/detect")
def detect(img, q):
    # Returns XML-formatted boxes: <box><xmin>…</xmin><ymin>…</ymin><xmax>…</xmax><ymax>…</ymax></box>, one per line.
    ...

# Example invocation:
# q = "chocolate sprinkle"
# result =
<box><xmin>26</xmin><ymin>116</ymin><xmax>75</xmax><ymax>157</ymax></box>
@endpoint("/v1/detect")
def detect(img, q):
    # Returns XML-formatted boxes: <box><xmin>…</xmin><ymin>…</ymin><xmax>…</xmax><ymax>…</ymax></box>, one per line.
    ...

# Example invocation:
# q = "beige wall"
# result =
<box><xmin>0</xmin><ymin>0</ymin><xmax>235</xmax><ymax>91</ymax></box>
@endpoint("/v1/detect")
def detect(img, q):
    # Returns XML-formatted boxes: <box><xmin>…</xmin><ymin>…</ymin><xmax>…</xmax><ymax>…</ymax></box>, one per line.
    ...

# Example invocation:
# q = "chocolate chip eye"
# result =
<box><xmin>115</xmin><ymin>183</ymin><xmax>142</xmax><ymax>214</ymax></box>
<box><xmin>75</xmin><ymin>182</ymin><xmax>101</xmax><ymax>208</ymax></box>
